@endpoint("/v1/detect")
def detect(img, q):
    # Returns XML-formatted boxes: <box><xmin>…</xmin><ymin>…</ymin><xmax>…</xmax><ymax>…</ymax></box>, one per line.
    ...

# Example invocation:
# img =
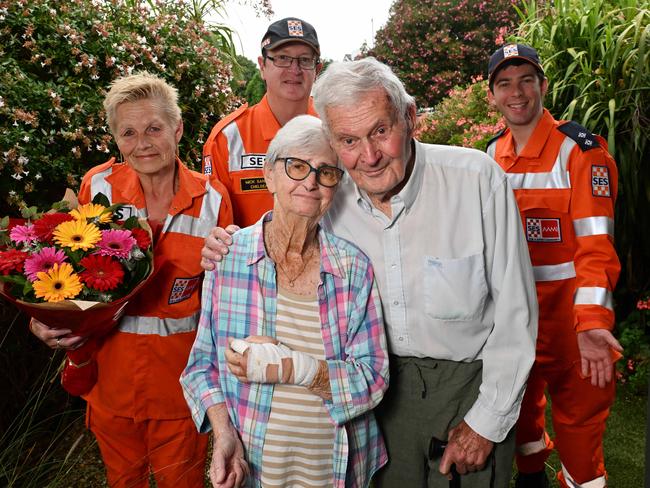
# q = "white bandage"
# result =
<box><xmin>230</xmin><ymin>338</ymin><xmax>318</xmax><ymax>386</ymax></box>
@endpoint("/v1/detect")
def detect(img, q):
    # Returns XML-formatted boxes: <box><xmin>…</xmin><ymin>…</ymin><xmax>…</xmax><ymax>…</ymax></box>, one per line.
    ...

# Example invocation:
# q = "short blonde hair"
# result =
<box><xmin>103</xmin><ymin>72</ymin><xmax>181</xmax><ymax>134</ymax></box>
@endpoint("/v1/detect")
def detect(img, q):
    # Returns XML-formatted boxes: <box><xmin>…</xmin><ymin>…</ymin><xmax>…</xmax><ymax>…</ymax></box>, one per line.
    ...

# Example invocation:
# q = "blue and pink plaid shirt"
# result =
<box><xmin>181</xmin><ymin>213</ymin><xmax>389</xmax><ymax>487</ymax></box>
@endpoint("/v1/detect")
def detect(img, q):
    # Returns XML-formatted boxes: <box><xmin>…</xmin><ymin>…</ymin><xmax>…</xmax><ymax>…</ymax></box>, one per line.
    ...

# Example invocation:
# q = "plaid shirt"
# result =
<box><xmin>181</xmin><ymin>213</ymin><xmax>389</xmax><ymax>487</ymax></box>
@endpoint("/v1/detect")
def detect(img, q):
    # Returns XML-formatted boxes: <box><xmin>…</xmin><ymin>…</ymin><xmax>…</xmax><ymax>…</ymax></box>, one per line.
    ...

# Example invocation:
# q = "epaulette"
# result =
<box><xmin>557</xmin><ymin>121</ymin><xmax>600</xmax><ymax>151</ymax></box>
<box><xmin>485</xmin><ymin>128</ymin><xmax>506</xmax><ymax>151</ymax></box>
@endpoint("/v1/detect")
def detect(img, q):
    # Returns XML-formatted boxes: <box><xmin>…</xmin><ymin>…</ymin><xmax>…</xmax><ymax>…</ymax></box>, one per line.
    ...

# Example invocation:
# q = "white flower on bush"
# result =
<box><xmin>18</xmin><ymin>156</ymin><xmax>29</xmax><ymax>165</ymax></box>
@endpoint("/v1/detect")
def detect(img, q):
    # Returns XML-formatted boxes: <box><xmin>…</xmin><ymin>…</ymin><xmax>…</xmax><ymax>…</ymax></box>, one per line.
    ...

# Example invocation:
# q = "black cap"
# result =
<box><xmin>261</xmin><ymin>17</ymin><xmax>320</xmax><ymax>56</ymax></box>
<box><xmin>488</xmin><ymin>43</ymin><xmax>544</xmax><ymax>84</ymax></box>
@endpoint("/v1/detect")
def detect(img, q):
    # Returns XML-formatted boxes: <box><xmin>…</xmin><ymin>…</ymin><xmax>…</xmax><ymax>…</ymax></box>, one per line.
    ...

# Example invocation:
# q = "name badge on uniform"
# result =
<box><xmin>240</xmin><ymin>154</ymin><xmax>266</xmax><ymax>170</ymax></box>
<box><xmin>169</xmin><ymin>275</ymin><xmax>202</xmax><ymax>305</ymax></box>
<box><xmin>240</xmin><ymin>177</ymin><xmax>268</xmax><ymax>192</ymax></box>
<box><xmin>526</xmin><ymin>217</ymin><xmax>562</xmax><ymax>242</ymax></box>
<box><xmin>592</xmin><ymin>165</ymin><xmax>610</xmax><ymax>197</ymax></box>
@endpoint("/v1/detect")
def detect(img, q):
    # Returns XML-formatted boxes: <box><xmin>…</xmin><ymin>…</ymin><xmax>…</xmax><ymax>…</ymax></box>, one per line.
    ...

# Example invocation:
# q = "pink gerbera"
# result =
<box><xmin>23</xmin><ymin>247</ymin><xmax>68</xmax><ymax>281</ymax></box>
<box><xmin>10</xmin><ymin>223</ymin><xmax>38</xmax><ymax>245</ymax></box>
<box><xmin>96</xmin><ymin>229</ymin><xmax>137</xmax><ymax>259</ymax></box>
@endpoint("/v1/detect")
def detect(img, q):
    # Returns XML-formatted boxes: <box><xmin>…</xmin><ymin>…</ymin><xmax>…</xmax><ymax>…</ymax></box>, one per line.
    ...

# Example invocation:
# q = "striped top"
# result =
<box><xmin>261</xmin><ymin>288</ymin><xmax>335</xmax><ymax>488</ymax></box>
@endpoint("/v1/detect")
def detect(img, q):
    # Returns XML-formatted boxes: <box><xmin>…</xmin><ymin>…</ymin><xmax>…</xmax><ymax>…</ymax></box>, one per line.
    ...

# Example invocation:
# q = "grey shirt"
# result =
<box><xmin>322</xmin><ymin>139</ymin><xmax>538</xmax><ymax>442</ymax></box>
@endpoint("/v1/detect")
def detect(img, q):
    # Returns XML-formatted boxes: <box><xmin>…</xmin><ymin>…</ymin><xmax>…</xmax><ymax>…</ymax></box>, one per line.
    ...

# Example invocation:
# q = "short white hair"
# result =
<box><xmin>266</xmin><ymin>115</ymin><xmax>335</xmax><ymax>165</ymax></box>
<box><xmin>313</xmin><ymin>57</ymin><xmax>416</xmax><ymax>134</ymax></box>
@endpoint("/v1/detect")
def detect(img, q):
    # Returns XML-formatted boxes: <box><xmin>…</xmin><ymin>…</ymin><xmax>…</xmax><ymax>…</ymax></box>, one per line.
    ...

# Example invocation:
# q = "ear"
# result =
<box><xmin>258</xmin><ymin>55</ymin><xmax>266</xmax><ymax>81</ymax></box>
<box><xmin>405</xmin><ymin>104</ymin><xmax>417</xmax><ymax>135</ymax></box>
<box><xmin>540</xmin><ymin>77</ymin><xmax>549</xmax><ymax>98</ymax></box>
<box><xmin>174</xmin><ymin>119</ymin><xmax>183</xmax><ymax>145</ymax></box>
<box><xmin>263</xmin><ymin>161</ymin><xmax>276</xmax><ymax>194</ymax></box>
<box><xmin>487</xmin><ymin>86</ymin><xmax>495</xmax><ymax>106</ymax></box>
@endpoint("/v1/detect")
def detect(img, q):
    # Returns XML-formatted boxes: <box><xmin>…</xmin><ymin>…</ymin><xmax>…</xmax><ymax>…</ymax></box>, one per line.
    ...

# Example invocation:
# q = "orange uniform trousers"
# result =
<box><xmin>516</xmin><ymin>279</ymin><xmax>615</xmax><ymax>487</ymax></box>
<box><xmin>87</xmin><ymin>404</ymin><xmax>208</xmax><ymax>488</ymax></box>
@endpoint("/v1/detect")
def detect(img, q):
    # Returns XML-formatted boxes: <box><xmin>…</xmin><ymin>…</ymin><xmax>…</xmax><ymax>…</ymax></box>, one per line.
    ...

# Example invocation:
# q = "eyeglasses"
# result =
<box><xmin>278</xmin><ymin>157</ymin><xmax>344</xmax><ymax>187</ymax></box>
<box><xmin>265</xmin><ymin>54</ymin><xmax>319</xmax><ymax>70</ymax></box>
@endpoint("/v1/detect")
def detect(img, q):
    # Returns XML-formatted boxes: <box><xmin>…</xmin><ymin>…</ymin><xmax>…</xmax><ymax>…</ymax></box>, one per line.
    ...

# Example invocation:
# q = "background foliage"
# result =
<box><xmin>368</xmin><ymin>0</ymin><xmax>519</xmax><ymax>108</ymax></box>
<box><xmin>0</xmin><ymin>0</ymin><xmax>241</xmax><ymax>216</ymax></box>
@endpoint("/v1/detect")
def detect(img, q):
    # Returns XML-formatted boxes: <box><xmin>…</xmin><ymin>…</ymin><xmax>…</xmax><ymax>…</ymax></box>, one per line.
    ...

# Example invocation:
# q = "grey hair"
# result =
<box><xmin>266</xmin><ymin>115</ymin><xmax>336</xmax><ymax>166</ymax></box>
<box><xmin>312</xmin><ymin>57</ymin><xmax>416</xmax><ymax>133</ymax></box>
<box><xmin>103</xmin><ymin>71</ymin><xmax>181</xmax><ymax>135</ymax></box>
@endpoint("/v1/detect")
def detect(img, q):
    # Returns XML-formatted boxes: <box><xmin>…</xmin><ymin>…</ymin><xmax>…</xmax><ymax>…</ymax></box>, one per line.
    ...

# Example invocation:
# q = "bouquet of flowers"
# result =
<box><xmin>0</xmin><ymin>193</ymin><xmax>154</xmax><ymax>395</ymax></box>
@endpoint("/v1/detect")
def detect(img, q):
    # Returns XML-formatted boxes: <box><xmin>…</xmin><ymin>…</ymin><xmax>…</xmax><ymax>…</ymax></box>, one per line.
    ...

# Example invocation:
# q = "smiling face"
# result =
<box><xmin>113</xmin><ymin>98</ymin><xmax>182</xmax><ymax>177</ymax></box>
<box><xmin>488</xmin><ymin>62</ymin><xmax>548</xmax><ymax>129</ymax></box>
<box><xmin>326</xmin><ymin>89</ymin><xmax>415</xmax><ymax>205</ymax></box>
<box><xmin>258</xmin><ymin>42</ymin><xmax>319</xmax><ymax>104</ymax></box>
<box><xmin>264</xmin><ymin>146</ymin><xmax>339</xmax><ymax>222</ymax></box>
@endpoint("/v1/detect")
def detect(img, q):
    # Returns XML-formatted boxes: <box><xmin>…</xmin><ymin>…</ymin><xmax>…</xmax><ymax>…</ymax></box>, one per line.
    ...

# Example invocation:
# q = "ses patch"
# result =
<box><xmin>240</xmin><ymin>154</ymin><xmax>266</xmax><ymax>170</ymax></box>
<box><xmin>169</xmin><ymin>275</ymin><xmax>202</xmax><ymax>305</ymax></box>
<box><xmin>526</xmin><ymin>217</ymin><xmax>562</xmax><ymax>242</ymax></box>
<box><xmin>592</xmin><ymin>165</ymin><xmax>611</xmax><ymax>197</ymax></box>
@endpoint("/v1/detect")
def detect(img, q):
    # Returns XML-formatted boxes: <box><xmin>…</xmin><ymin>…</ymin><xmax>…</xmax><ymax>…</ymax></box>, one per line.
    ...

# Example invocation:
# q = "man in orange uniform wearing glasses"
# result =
<box><xmin>486</xmin><ymin>44</ymin><xmax>621</xmax><ymax>488</ymax></box>
<box><xmin>202</xmin><ymin>17</ymin><xmax>322</xmax><ymax>227</ymax></box>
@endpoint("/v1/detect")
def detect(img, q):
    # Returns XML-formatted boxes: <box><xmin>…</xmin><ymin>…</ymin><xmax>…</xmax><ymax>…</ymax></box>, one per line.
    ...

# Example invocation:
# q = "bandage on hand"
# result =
<box><xmin>230</xmin><ymin>338</ymin><xmax>318</xmax><ymax>386</ymax></box>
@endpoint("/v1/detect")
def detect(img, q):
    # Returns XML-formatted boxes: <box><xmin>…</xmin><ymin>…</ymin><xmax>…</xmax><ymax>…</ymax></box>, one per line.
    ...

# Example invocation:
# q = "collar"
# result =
<box><xmin>353</xmin><ymin>139</ymin><xmax>423</xmax><ymax>213</ymax></box>
<box><xmin>247</xmin><ymin>211</ymin><xmax>345</xmax><ymax>279</ymax></box>
<box><xmin>105</xmin><ymin>158</ymin><xmax>206</xmax><ymax>215</ymax></box>
<box><xmin>501</xmin><ymin>108</ymin><xmax>555</xmax><ymax>161</ymax></box>
<box><xmin>259</xmin><ymin>95</ymin><xmax>318</xmax><ymax>142</ymax></box>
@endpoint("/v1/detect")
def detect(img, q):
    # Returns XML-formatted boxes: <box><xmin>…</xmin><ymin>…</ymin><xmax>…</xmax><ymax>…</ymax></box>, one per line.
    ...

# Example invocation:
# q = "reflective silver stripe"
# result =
<box><xmin>119</xmin><ymin>312</ymin><xmax>200</xmax><ymax>335</ymax></box>
<box><xmin>90</xmin><ymin>167</ymin><xmax>114</xmax><ymax>202</ymax></box>
<box><xmin>574</xmin><ymin>287</ymin><xmax>614</xmax><ymax>310</ymax></box>
<box><xmin>516</xmin><ymin>432</ymin><xmax>548</xmax><ymax>456</ymax></box>
<box><xmin>573</xmin><ymin>216</ymin><xmax>614</xmax><ymax>237</ymax></box>
<box><xmin>561</xmin><ymin>463</ymin><xmax>606</xmax><ymax>488</ymax></box>
<box><xmin>506</xmin><ymin>137</ymin><xmax>575</xmax><ymax>190</ymax></box>
<box><xmin>533</xmin><ymin>261</ymin><xmax>576</xmax><ymax>282</ymax></box>
<box><xmin>224</xmin><ymin>121</ymin><xmax>244</xmax><ymax>172</ymax></box>
<box><xmin>164</xmin><ymin>181</ymin><xmax>221</xmax><ymax>238</ymax></box>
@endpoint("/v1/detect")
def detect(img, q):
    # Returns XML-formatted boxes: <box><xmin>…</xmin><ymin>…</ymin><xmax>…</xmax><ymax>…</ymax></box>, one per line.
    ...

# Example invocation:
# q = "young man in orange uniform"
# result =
<box><xmin>486</xmin><ymin>44</ymin><xmax>621</xmax><ymax>488</ymax></box>
<box><xmin>202</xmin><ymin>17</ymin><xmax>322</xmax><ymax>227</ymax></box>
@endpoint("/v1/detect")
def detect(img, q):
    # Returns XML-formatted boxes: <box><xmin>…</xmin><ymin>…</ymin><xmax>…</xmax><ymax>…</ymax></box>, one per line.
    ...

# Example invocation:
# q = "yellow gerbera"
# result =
<box><xmin>53</xmin><ymin>219</ymin><xmax>102</xmax><ymax>251</ymax></box>
<box><xmin>33</xmin><ymin>263</ymin><xmax>83</xmax><ymax>302</ymax></box>
<box><xmin>69</xmin><ymin>203</ymin><xmax>112</xmax><ymax>224</ymax></box>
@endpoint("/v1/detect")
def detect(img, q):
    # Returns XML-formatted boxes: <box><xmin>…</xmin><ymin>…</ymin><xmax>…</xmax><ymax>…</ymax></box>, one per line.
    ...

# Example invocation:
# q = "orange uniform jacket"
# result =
<box><xmin>487</xmin><ymin>109</ymin><xmax>620</xmax><ymax>359</ymax></box>
<box><xmin>79</xmin><ymin>158</ymin><xmax>232</xmax><ymax>421</ymax></box>
<box><xmin>202</xmin><ymin>94</ymin><xmax>318</xmax><ymax>227</ymax></box>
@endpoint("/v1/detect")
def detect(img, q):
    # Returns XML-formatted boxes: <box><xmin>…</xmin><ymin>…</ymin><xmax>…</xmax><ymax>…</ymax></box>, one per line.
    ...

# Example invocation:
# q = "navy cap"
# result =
<box><xmin>261</xmin><ymin>18</ymin><xmax>320</xmax><ymax>56</ymax></box>
<box><xmin>488</xmin><ymin>43</ymin><xmax>544</xmax><ymax>83</ymax></box>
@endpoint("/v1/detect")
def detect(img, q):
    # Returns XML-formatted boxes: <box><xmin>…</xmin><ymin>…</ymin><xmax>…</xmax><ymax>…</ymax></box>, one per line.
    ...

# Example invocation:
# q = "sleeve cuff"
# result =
<box><xmin>463</xmin><ymin>396</ymin><xmax>520</xmax><ymax>443</ymax></box>
<box><xmin>198</xmin><ymin>389</ymin><xmax>226</xmax><ymax>433</ymax></box>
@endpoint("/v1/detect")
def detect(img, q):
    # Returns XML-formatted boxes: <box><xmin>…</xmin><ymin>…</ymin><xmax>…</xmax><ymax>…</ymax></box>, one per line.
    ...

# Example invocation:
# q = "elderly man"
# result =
<box><xmin>202</xmin><ymin>58</ymin><xmax>538</xmax><ymax>487</ymax></box>
<box><xmin>202</xmin><ymin>17</ymin><xmax>321</xmax><ymax>227</ymax></box>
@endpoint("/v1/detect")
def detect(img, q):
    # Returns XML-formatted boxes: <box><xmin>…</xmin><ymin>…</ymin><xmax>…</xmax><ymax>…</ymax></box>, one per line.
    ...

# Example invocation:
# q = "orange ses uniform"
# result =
<box><xmin>79</xmin><ymin>159</ymin><xmax>232</xmax><ymax>488</ymax></box>
<box><xmin>487</xmin><ymin>109</ymin><xmax>620</xmax><ymax>488</ymax></box>
<box><xmin>202</xmin><ymin>94</ymin><xmax>318</xmax><ymax>227</ymax></box>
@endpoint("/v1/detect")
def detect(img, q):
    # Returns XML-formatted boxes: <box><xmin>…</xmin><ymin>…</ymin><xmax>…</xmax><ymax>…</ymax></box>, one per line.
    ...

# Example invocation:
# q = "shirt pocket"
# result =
<box><xmin>423</xmin><ymin>253</ymin><xmax>488</xmax><ymax>321</ymax></box>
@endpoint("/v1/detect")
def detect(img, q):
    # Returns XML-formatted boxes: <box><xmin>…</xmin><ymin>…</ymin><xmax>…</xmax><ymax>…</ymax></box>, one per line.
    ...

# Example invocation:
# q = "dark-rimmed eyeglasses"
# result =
<box><xmin>265</xmin><ymin>54</ymin><xmax>319</xmax><ymax>70</ymax></box>
<box><xmin>278</xmin><ymin>157</ymin><xmax>344</xmax><ymax>188</ymax></box>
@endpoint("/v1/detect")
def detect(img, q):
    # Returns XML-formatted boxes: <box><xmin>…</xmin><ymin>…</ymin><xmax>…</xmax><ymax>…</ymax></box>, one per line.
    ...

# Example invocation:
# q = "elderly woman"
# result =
<box><xmin>29</xmin><ymin>72</ymin><xmax>233</xmax><ymax>488</ymax></box>
<box><xmin>181</xmin><ymin>115</ymin><xmax>388</xmax><ymax>488</ymax></box>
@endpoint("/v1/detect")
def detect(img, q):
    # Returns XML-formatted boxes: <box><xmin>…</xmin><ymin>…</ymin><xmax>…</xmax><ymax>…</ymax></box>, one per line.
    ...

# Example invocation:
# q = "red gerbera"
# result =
<box><xmin>130</xmin><ymin>227</ymin><xmax>152</xmax><ymax>250</ymax></box>
<box><xmin>79</xmin><ymin>255</ymin><xmax>125</xmax><ymax>291</ymax></box>
<box><xmin>33</xmin><ymin>213</ymin><xmax>75</xmax><ymax>242</ymax></box>
<box><xmin>0</xmin><ymin>249</ymin><xmax>29</xmax><ymax>275</ymax></box>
